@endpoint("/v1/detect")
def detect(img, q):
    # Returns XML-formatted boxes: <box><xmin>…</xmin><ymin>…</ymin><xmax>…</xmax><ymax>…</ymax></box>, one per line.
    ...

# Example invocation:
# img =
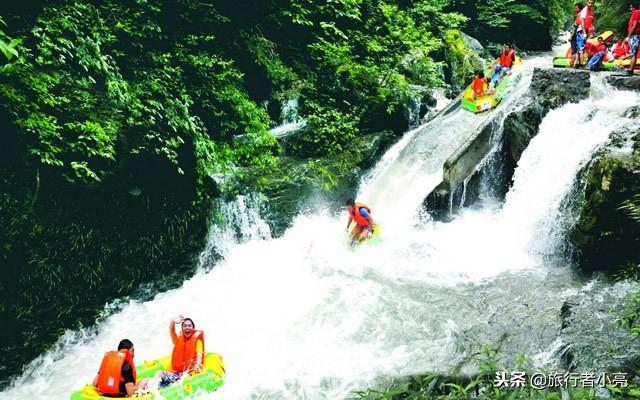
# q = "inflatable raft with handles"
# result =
<box><xmin>70</xmin><ymin>352</ymin><xmax>224</xmax><ymax>400</ymax></box>
<box><xmin>461</xmin><ymin>57</ymin><xmax>523</xmax><ymax>113</ymax></box>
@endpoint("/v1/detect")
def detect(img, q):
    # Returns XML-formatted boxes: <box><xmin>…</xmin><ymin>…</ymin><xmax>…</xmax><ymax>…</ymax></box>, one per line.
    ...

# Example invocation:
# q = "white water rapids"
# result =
<box><xmin>1</xmin><ymin>67</ymin><xmax>639</xmax><ymax>399</ymax></box>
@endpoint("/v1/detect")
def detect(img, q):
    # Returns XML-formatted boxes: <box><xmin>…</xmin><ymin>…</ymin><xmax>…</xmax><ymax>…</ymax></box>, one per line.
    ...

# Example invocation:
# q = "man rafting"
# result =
<box><xmin>345</xmin><ymin>199</ymin><xmax>374</xmax><ymax>245</ymax></box>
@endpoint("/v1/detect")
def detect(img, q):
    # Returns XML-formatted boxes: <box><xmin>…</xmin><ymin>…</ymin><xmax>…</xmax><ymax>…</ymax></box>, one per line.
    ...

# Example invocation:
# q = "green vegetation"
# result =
<box><xmin>597</xmin><ymin>0</ymin><xmax>634</xmax><ymax>38</ymax></box>
<box><xmin>449</xmin><ymin>0</ymin><xmax>574</xmax><ymax>49</ymax></box>
<box><xmin>0</xmin><ymin>0</ymin><xmax>475</xmax><ymax>384</ymax></box>
<box><xmin>0</xmin><ymin>0</ymin><xmax>583</xmax><ymax>386</ymax></box>
<box><xmin>444</xmin><ymin>29</ymin><xmax>484</xmax><ymax>92</ymax></box>
<box><xmin>350</xmin><ymin>344</ymin><xmax>639</xmax><ymax>399</ymax></box>
<box><xmin>0</xmin><ymin>17</ymin><xmax>19</xmax><ymax>62</ymax></box>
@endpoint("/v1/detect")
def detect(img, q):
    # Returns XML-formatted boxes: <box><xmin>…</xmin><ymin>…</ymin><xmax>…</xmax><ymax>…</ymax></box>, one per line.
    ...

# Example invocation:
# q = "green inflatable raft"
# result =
<box><xmin>70</xmin><ymin>353</ymin><xmax>225</xmax><ymax>400</ymax></box>
<box><xmin>552</xmin><ymin>56</ymin><xmax>638</xmax><ymax>71</ymax></box>
<box><xmin>461</xmin><ymin>57</ymin><xmax>522</xmax><ymax>113</ymax></box>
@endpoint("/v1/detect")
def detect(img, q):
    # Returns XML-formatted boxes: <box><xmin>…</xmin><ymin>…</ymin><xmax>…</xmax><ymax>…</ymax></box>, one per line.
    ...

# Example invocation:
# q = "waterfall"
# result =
<box><xmin>2</xmin><ymin>67</ymin><xmax>639</xmax><ymax>400</ymax></box>
<box><xmin>269</xmin><ymin>97</ymin><xmax>306</xmax><ymax>138</ymax></box>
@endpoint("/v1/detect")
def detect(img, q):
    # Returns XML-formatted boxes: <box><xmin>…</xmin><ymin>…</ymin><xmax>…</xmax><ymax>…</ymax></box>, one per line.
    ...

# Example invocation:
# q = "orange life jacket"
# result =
<box><xmin>349</xmin><ymin>203</ymin><xmax>371</xmax><ymax>227</ymax></box>
<box><xmin>96</xmin><ymin>349</ymin><xmax>137</xmax><ymax>395</ymax></box>
<box><xmin>171</xmin><ymin>330</ymin><xmax>205</xmax><ymax>372</ymax></box>
<box><xmin>499</xmin><ymin>49</ymin><xmax>514</xmax><ymax>68</ymax></box>
<box><xmin>472</xmin><ymin>76</ymin><xmax>485</xmax><ymax>97</ymax></box>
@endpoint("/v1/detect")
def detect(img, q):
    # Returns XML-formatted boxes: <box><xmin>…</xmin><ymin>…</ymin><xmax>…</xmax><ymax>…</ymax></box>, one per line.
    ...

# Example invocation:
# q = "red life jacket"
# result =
<box><xmin>96</xmin><ymin>349</ymin><xmax>137</xmax><ymax>395</ymax></box>
<box><xmin>172</xmin><ymin>330</ymin><xmax>205</xmax><ymax>372</ymax></box>
<box><xmin>585</xmin><ymin>41</ymin><xmax>604</xmax><ymax>56</ymax></box>
<box><xmin>499</xmin><ymin>49</ymin><xmax>514</xmax><ymax>68</ymax></box>
<box><xmin>629</xmin><ymin>9</ymin><xmax>640</xmax><ymax>36</ymax></box>
<box><xmin>349</xmin><ymin>203</ymin><xmax>371</xmax><ymax>227</ymax></box>
<box><xmin>612</xmin><ymin>43</ymin><xmax>628</xmax><ymax>59</ymax></box>
<box><xmin>583</xmin><ymin>7</ymin><xmax>594</xmax><ymax>35</ymax></box>
<box><xmin>472</xmin><ymin>76</ymin><xmax>485</xmax><ymax>97</ymax></box>
<box><xmin>574</xmin><ymin>11</ymin><xmax>582</xmax><ymax>26</ymax></box>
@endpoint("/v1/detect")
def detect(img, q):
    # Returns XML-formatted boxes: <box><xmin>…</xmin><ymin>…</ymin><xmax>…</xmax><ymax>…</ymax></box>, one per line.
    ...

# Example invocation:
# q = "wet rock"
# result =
<box><xmin>559</xmin><ymin>280</ymin><xmax>640</xmax><ymax>373</ymax></box>
<box><xmin>569</xmin><ymin>125</ymin><xmax>640</xmax><ymax>273</ymax></box>
<box><xmin>529</xmin><ymin>68</ymin><xmax>591</xmax><ymax>109</ymax></box>
<box><xmin>359</xmin><ymin>130</ymin><xmax>396</xmax><ymax>170</ymax></box>
<box><xmin>607</xmin><ymin>75</ymin><xmax>640</xmax><ymax>92</ymax></box>
<box><xmin>503</xmin><ymin>102</ymin><xmax>546</xmax><ymax>170</ymax></box>
<box><xmin>624</xmin><ymin>105</ymin><xmax>640</xmax><ymax>119</ymax></box>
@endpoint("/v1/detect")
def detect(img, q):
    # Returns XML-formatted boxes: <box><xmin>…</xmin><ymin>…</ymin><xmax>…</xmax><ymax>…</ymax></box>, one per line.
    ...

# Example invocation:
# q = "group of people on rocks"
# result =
<box><xmin>569</xmin><ymin>0</ymin><xmax>639</xmax><ymax>74</ymax></box>
<box><xmin>470</xmin><ymin>44</ymin><xmax>516</xmax><ymax>100</ymax></box>
<box><xmin>92</xmin><ymin>315</ymin><xmax>205</xmax><ymax>397</ymax></box>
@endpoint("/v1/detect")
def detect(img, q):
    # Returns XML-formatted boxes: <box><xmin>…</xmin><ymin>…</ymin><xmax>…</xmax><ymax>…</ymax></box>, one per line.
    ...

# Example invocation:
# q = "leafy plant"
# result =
<box><xmin>0</xmin><ymin>17</ymin><xmax>20</xmax><ymax>62</ymax></box>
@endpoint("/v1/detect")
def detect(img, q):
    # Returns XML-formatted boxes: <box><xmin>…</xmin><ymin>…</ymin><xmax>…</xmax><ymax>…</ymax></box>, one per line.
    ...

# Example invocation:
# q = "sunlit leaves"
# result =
<box><xmin>0</xmin><ymin>16</ymin><xmax>20</xmax><ymax>62</ymax></box>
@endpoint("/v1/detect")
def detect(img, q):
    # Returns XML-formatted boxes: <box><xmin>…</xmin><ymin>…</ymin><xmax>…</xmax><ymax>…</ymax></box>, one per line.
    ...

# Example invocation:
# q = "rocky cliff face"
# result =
<box><xmin>569</xmin><ymin>109</ymin><xmax>640</xmax><ymax>272</ymax></box>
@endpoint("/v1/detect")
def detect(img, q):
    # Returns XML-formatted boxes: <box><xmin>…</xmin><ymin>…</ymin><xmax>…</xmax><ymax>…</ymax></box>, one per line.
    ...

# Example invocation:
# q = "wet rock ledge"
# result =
<box><xmin>607</xmin><ymin>74</ymin><xmax>640</xmax><ymax>92</ymax></box>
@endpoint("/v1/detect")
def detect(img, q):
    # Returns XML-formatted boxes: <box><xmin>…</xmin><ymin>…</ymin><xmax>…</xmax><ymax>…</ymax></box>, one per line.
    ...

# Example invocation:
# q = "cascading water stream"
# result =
<box><xmin>269</xmin><ymin>97</ymin><xmax>306</xmax><ymax>138</ymax></box>
<box><xmin>1</xmin><ymin>69</ymin><xmax>638</xmax><ymax>400</ymax></box>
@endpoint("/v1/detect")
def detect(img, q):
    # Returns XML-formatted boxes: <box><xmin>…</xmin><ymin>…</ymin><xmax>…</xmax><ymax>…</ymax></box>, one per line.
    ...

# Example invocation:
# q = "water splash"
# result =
<box><xmin>2</xmin><ymin>70</ymin><xmax>638</xmax><ymax>400</ymax></box>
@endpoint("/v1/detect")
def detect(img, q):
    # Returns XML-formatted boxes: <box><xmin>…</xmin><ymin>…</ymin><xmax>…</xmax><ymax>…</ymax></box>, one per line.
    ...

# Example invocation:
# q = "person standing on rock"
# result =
<box><xmin>569</xmin><ymin>3</ymin><xmax>584</xmax><ymax>67</ymax></box>
<box><xmin>627</xmin><ymin>1</ymin><xmax>640</xmax><ymax>75</ymax></box>
<box><xmin>574</xmin><ymin>0</ymin><xmax>595</xmax><ymax>66</ymax></box>
<box><xmin>573</xmin><ymin>2</ymin><xmax>589</xmax><ymax>67</ymax></box>
<box><xmin>581</xmin><ymin>0</ymin><xmax>595</xmax><ymax>38</ymax></box>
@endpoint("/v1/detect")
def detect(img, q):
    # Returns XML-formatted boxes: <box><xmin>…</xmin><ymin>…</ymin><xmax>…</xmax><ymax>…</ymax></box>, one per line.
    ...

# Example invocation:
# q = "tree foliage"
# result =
<box><xmin>597</xmin><ymin>0</ymin><xmax>634</xmax><ymax>38</ymax></box>
<box><xmin>0</xmin><ymin>17</ymin><xmax>19</xmax><ymax>62</ymax></box>
<box><xmin>449</xmin><ymin>0</ymin><xmax>575</xmax><ymax>49</ymax></box>
<box><xmin>0</xmin><ymin>0</ymin><xmax>500</xmax><ymax>385</ymax></box>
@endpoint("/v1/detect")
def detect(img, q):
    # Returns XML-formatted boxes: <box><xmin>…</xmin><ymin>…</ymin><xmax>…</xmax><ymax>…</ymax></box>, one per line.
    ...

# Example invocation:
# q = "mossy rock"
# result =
<box><xmin>569</xmin><ymin>126</ymin><xmax>640</xmax><ymax>273</ymax></box>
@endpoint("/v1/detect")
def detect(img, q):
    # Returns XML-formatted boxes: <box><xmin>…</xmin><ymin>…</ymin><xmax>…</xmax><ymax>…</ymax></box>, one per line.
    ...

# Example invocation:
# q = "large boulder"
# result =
<box><xmin>461</xmin><ymin>32</ymin><xmax>484</xmax><ymax>55</ymax></box>
<box><xmin>502</xmin><ymin>68</ymin><xmax>590</xmax><ymax>175</ymax></box>
<box><xmin>607</xmin><ymin>75</ymin><xmax>640</xmax><ymax>92</ymax></box>
<box><xmin>528</xmin><ymin>68</ymin><xmax>591</xmax><ymax>109</ymax></box>
<box><xmin>568</xmin><ymin>118</ymin><xmax>640</xmax><ymax>273</ymax></box>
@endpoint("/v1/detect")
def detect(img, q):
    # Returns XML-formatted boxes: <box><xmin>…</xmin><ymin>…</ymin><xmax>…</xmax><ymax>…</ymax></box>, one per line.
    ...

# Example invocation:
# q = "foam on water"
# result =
<box><xmin>2</xmin><ymin>69</ymin><xmax>638</xmax><ymax>400</ymax></box>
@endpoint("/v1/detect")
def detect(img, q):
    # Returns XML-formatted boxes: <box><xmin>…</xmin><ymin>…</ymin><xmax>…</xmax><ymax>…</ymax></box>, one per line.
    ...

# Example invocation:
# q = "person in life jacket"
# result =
<box><xmin>586</xmin><ymin>36</ymin><xmax>606</xmax><ymax>71</ymax></box>
<box><xmin>568</xmin><ymin>3</ymin><xmax>584</xmax><ymax>66</ymax></box>
<box><xmin>627</xmin><ymin>1</ymin><xmax>640</xmax><ymax>75</ymax></box>
<box><xmin>611</xmin><ymin>37</ymin><xmax>630</xmax><ymax>60</ymax></box>
<box><xmin>169</xmin><ymin>315</ymin><xmax>205</xmax><ymax>373</ymax></box>
<box><xmin>581</xmin><ymin>0</ymin><xmax>595</xmax><ymax>37</ymax></box>
<box><xmin>573</xmin><ymin>2</ymin><xmax>588</xmax><ymax>67</ymax></box>
<box><xmin>92</xmin><ymin>339</ymin><xmax>147</xmax><ymax>397</ymax></box>
<box><xmin>345</xmin><ymin>198</ymin><xmax>374</xmax><ymax>244</ymax></box>
<box><xmin>471</xmin><ymin>72</ymin><xmax>488</xmax><ymax>99</ymax></box>
<box><xmin>492</xmin><ymin>45</ymin><xmax>516</xmax><ymax>84</ymax></box>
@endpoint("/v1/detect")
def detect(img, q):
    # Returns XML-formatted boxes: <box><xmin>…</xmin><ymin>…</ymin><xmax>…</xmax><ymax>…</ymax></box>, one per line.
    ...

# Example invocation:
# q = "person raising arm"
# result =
<box><xmin>169</xmin><ymin>315</ymin><xmax>204</xmax><ymax>373</ymax></box>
